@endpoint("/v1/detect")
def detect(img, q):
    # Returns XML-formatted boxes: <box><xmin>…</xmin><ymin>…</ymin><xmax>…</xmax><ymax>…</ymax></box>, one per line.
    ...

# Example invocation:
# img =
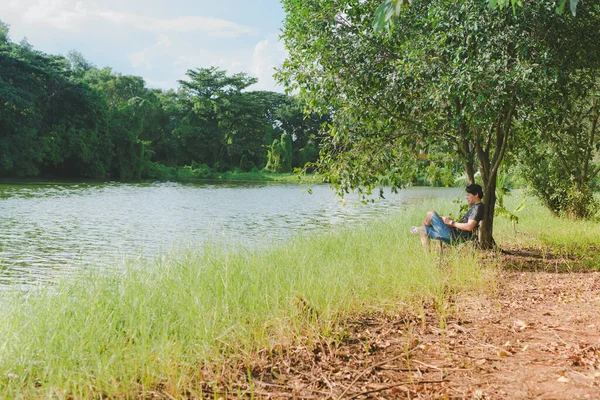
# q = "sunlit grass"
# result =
<box><xmin>494</xmin><ymin>192</ymin><xmax>600</xmax><ymax>250</ymax></box>
<box><xmin>2</xmin><ymin>193</ymin><xmax>599</xmax><ymax>397</ymax></box>
<box><xmin>0</xmin><ymin>201</ymin><xmax>492</xmax><ymax>398</ymax></box>
<box><xmin>210</xmin><ymin>170</ymin><xmax>325</xmax><ymax>184</ymax></box>
<box><xmin>5</xmin><ymin>193</ymin><xmax>600</xmax><ymax>398</ymax></box>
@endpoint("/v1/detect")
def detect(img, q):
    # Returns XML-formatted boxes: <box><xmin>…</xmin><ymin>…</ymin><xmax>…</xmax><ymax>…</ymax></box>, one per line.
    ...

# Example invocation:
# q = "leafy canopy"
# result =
<box><xmin>374</xmin><ymin>0</ymin><xmax>581</xmax><ymax>33</ymax></box>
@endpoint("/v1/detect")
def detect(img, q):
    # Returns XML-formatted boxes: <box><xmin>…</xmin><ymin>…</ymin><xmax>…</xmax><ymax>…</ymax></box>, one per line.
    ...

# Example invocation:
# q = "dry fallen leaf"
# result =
<box><xmin>497</xmin><ymin>350</ymin><xmax>510</xmax><ymax>357</ymax></box>
<box><xmin>513</xmin><ymin>320</ymin><xmax>528</xmax><ymax>331</ymax></box>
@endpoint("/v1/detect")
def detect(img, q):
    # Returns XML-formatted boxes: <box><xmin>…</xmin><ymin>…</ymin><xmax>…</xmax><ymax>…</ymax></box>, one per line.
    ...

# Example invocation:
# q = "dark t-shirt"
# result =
<box><xmin>451</xmin><ymin>202</ymin><xmax>485</xmax><ymax>242</ymax></box>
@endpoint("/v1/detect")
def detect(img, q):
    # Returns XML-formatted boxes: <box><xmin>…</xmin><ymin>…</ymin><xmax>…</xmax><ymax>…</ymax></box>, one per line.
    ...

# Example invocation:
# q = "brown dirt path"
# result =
<box><xmin>202</xmin><ymin>248</ymin><xmax>600</xmax><ymax>399</ymax></box>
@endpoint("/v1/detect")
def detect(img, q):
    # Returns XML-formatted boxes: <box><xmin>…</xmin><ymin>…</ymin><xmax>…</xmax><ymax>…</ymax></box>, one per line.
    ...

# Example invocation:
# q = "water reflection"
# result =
<box><xmin>0</xmin><ymin>181</ymin><xmax>461</xmax><ymax>287</ymax></box>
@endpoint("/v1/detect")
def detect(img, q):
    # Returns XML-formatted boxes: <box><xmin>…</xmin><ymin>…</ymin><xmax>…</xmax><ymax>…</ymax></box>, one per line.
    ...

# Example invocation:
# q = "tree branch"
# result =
<box><xmin>583</xmin><ymin>97</ymin><xmax>599</xmax><ymax>180</ymax></box>
<box><xmin>490</xmin><ymin>102</ymin><xmax>515</xmax><ymax>177</ymax></box>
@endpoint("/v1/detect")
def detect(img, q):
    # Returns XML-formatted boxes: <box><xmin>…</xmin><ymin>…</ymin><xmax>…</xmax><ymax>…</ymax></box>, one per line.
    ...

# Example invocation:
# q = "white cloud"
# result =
<box><xmin>116</xmin><ymin>15</ymin><xmax>256</xmax><ymax>37</ymax></box>
<box><xmin>128</xmin><ymin>50</ymin><xmax>151</xmax><ymax>69</ymax></box>
<box><xmin>21</xmin><ymin>0</ymin><xmax>89</xmax><ymax>30</ymax></box>
<box><xmin>248</xmin><ymin>37</ymin><xmax>287</xmax><ymax>92</ymax></box>
<box><xmin>144</xmin><ymin>77</ymin><xmax>172</xmax><ymax>90</ymax></box>
<box><xmin>156</xmin><ymin>34</ymin><xmax>170</xmax><ymax>47</ymax></box>
<box><xmin>1</xmin><ymin>1</ymin><xmax>287</xmax><ymax>93</ymax></box>
<box><xmin>170</xmin><ymin>36</ymin><xmax>288</xmax><ymax>92</ymax></box>
<box><xmin>6</xmin><ymin>1</ymin><xmax>256</xmax><ymax>38</ymax></box>
<box><xmin>173</xmin><ymin>55</ymin><xmax>194</xmax><ymax>68</ymax></box>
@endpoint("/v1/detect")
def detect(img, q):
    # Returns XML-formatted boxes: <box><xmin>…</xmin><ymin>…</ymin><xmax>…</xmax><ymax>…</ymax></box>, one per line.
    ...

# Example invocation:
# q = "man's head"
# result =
<box><xmin>466</xmin><ymin>184</ymin><xmax>483</xmax><ymax>205</ymax></box>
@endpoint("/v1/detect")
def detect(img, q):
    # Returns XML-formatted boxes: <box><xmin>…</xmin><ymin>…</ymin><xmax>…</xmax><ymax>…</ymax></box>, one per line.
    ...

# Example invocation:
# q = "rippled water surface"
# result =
<box><xmin>0</xmin><ymin>181</ymin><xmax>461</xmax><ymax>286</ymax></box>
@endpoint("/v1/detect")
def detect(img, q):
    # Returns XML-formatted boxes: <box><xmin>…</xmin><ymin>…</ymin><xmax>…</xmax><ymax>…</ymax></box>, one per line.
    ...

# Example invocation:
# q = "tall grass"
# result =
<box><xmin>0</xmin><ymin>202</ymin><xmax>492</xmax><ymax>398</ymax></box>
<box><xmin>495</xmin><ymin>193</ymin><xmax>600</xmax><ymax>250</ymax></box>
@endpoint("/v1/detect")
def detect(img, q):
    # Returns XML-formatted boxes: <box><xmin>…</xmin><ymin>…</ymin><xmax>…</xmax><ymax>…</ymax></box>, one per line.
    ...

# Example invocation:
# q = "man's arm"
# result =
<box><xmin>442</xmin><ymin>216</ymin><xmax>477</xmax><ymax>231</ymax></box>
<box><xmin>453</xmin><ymin>219</ymin><xmax>477</xmax><ymax>232</ymax></box>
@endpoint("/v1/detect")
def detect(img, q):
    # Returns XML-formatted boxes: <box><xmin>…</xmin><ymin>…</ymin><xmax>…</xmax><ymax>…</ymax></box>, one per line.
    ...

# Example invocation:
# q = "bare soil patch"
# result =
<box><xmin>201</xmin><ymin>247</ymin><xmax>600</xmax><ymax>399</ymax></box>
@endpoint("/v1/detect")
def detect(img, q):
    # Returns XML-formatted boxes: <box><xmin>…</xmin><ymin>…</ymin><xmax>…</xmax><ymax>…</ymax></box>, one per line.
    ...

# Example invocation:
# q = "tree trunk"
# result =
<box><xmin>460</xmin><ymin>138</ymin><xmax>475</xmax><ymax>185</ymax></box>
<box><xmin>475</xmin><ymin>102</ymin><xmax>514</xmax><ymax>250</ymax></box>
<box><xmin>464</xmin><ymin>159</ymin><xmax>476</xmax><ymax>185</ymax></box>
<box><xmin>479</xmin><ymin>178</ymin><xmax>497</xmax><ymax>250</ymax></box>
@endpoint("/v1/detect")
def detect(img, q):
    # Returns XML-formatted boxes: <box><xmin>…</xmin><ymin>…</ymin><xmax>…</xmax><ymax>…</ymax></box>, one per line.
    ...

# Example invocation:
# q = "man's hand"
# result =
<box><xmin>441</xmin><ymin>216</ymin><xmax>453</xmax><ymax>226</ymax></box>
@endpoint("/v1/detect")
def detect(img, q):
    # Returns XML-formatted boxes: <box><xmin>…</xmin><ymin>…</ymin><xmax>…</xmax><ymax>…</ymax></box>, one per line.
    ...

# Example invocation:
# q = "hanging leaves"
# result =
<box><xmin>375</xmin><ymin>0</ymin><xmax>580</xmax><ymax>35</ymax></box>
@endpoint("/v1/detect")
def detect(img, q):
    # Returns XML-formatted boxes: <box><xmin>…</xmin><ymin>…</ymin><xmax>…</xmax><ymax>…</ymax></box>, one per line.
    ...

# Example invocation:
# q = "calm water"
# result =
<box><xmin>0</xmin><ymin>181</ymin><xmax>461</xmax><ymax>286</ymax></box>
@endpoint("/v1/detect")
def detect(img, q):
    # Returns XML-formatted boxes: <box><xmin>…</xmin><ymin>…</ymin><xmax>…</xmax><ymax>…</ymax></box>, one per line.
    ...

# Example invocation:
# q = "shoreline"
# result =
<box><xmin>0</xmin><ymin>198</ymin><xmax>598</xmax><ymax>397</ymax></box>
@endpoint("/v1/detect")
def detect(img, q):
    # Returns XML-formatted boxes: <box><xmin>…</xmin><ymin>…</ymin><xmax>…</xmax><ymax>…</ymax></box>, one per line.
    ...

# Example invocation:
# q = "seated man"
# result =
<box><xmin>410</xmin><ymin>184</ymin><xmax>485</xmax><ymax>251</ymax></box>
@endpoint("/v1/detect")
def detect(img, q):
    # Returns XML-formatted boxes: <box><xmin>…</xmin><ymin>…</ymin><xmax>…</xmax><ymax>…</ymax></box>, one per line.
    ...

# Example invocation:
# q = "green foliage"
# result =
<box><xmin>520</xmin><ymin>150</ymin><xmax>599</xmax><ymax>219</ymax></box>
<box><xmin>0</xmin><ymin>20</ymin><xmax>9</xmax><ymax>45</ymax></box>
<box><xmin>494</xmin><ymin>171</ymin><xmax>527</xmax><ymax>231</ymax></box>
<box><xmin>373</xmin><ymin>0</ymin><xmax>412</xmax><ymax>33</ymax></box>
<box><xmin>0</xmin><ymin>23</ymin><xmax>327</xmax><ymax>180</ymax></box>
<box><xmin>182</xmin><ymin>162</ymin><xmax>212</xmax><ymax>179</ymax></box>
<box><xmin>517</xmin><ymin>51</ymin><xmax>600</xmax><ymax>220</ymax></box>
<box><xmin>417</xmin><ymin>149</ymin><xmax>461</xmax><ymax>187</ymax></box>
<box><xmin>0</xmin><ymin>38</ymin><xmax>113</xmax><ymax>178</ymax></box>
<box><xmin>493</xmin><ymin>0</ymin><xmax>580</xmax><ymax>16</ymax></box>
<box><xmin>373</xmin><ymin>0</ymin><xmax>581</xmax><ymax>35</ymax></box>
<box><xmin>265</xmin><ymin>134</ymin><xmax>293</xmax><ymax>173</ymax></box>
<box><xmin>297</xmin><ymin>143</ymin><xmax>320</xmax><ymax>167</ymax></box>
<box><xmin>239</xmin><ymin>154</ymin><xmax>255</xmax><ymax>171</ymax></box>
<box><xmin>279</xmin><ymin>0</ymin><xmax>600</xmax><ymax>247</ymax></box>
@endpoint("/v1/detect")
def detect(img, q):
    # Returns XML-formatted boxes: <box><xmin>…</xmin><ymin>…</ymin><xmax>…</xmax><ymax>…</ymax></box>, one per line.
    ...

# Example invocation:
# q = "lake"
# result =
<box><xmin>0</xmin><ymin>181</ymin><xmax>461</xmax><ymax>287</ymax></box>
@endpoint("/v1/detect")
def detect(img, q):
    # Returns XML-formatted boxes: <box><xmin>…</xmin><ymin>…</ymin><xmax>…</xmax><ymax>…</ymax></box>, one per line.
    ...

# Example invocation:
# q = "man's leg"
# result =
<box><xmin>411</xmin><ymin>210</ymin><xmax>450</xmax><ymax>252</ymax></box>
<box><xmin>423</xmin><ymin>211</ymin><xmax>452</xmax><ymax>252</ymax></box>
<box><xmin>416</xmin><ymin>210</ymin><xmax>438</xmax><ymax>251</ymax></box>
<box><xmin>423</xmin><ymin>210</ymin><xmax>436</xmax><ymax>226</ymax></box>
<box><xmin>418</xmin><ymin>226</ymin><xmax>430</xmax><ymax>251</ymax></box>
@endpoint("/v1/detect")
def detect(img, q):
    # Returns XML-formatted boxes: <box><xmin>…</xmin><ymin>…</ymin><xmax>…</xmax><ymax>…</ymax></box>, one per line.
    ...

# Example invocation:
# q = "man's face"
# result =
<box><xmin>466</xmin><ymin>192</ymin><xmax>479</xmax><ymax>205</ymax></box>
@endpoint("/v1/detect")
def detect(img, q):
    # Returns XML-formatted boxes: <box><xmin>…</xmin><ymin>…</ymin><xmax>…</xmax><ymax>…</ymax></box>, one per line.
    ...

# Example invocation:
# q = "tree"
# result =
<box><xmin>373</xmin><ymin>0</ymin><xmax>581</xmax><ymax>34</ymax></box>
<box><xmin>67</xmin><ymin>50</ymin><xmax>94</xmax><ymax>78</ymax></box>
<box><xmin>279</xmin><ymin>0</ymin><xmax>598</xmax><ymax>248</ymax></box>
<box><xmin>511</xmin><ymin>4</ymin><xmax>600</xmax><ymax>219</ymax></box>
<box><xmin>80</xmin><ymin>68</ymin><xmax>166</xmax><ymax>178</ymax></box>
<box><xmin>273</xmin><ymin>96</ymin><xmax>330</xmax><ymax>168</ymax></box>
<box><xmin>265</xmin><ymin>134</ymin><xmax>293</xmax><ymax>173</ymax></box>
<box><xmin>518</xmin><ymin>83</ymin><xmax>600</xmax><ymax>219</ymax></box>
<box><xmin>1</xmin><ymin>17</ymin><xmax>329</xmax><ymax>179</ymax></box>
<box><xmin>175</xmin><ymin>67</ymin><xmax>264</xmax><ymax>170</ymax></box>
<box><xmin>0</xmin><ymin>20</ymin><xmax>9</xmax><ymax>45</ymax></box>
<box><xmin>0</xmin><ymin>33</ymin><xmax>112</xmax><ymax>178</ymax></box>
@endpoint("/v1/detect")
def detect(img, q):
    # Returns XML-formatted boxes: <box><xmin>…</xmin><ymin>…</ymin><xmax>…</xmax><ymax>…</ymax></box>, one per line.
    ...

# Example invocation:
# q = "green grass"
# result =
<box><xmin>2</xmin><ymin>195</ymin><xmax>599</xmax><ymax>398</ymax></box>
<box><xmin>209</xmin><ymin>170</ymin><xmax>325</xmax><ymax>184</ymax></box>
<box><xmin>144</xmin><ymin>162</ymin><xmax>325</xmax><ymax>184</ymax></box>
<box><xmin>0</xmin><ymin>202</ymin><xmax>489</xmax><ymax>398</ymax></box>
<box><xmin>495</xmin><ymin>193</ymin><xmax>600</xmax><ymax>253</ymax></box>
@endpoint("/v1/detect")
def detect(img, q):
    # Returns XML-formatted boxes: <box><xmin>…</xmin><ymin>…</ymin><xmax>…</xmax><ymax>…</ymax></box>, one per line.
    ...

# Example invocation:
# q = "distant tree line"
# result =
<box><xmin>0</xmin><ymin>20</ymin><xmax>328</xmax><ymax>180</ymax></box>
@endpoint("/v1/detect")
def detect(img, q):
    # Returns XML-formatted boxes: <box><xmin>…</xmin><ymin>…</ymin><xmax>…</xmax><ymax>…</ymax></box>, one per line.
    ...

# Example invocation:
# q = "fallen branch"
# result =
<box><xmin>348</xmin><ymin>379</ymin><xmax>446</xmax><ymax>399</ymax></box>
<box><xmin>336</xmin><ymin>354</ymin><xmax>406</xmax><ymax>399</ymax></box>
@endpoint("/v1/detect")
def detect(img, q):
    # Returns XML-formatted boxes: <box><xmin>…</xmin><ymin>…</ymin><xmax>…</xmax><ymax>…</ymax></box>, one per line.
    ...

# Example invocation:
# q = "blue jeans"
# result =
<box><xmin>425</xmin><ymin>212</ymin><xmax>452</xmax><ymax>243</ymax></box>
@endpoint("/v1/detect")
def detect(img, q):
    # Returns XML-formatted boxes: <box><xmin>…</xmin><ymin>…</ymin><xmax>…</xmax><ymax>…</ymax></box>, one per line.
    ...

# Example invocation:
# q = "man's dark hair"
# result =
<box><xmin>466</xmin><ymin>184</ymin><xmax>484</xmax><ymax>199</ymax></box>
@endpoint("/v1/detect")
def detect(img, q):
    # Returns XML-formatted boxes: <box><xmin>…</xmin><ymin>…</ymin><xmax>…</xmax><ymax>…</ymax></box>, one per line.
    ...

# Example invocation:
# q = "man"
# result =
<box><xmin>410</xmin><ymin>184</ymin><xmax>485</xmax><ymax>251</ymax></box>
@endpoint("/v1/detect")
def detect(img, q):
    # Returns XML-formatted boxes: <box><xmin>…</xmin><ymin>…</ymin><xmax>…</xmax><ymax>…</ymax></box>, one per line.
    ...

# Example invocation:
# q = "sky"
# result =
<box><xmin>0</xmin><ymin>0</ymin><xmax>289</xmax><ymax>92</ymax></box>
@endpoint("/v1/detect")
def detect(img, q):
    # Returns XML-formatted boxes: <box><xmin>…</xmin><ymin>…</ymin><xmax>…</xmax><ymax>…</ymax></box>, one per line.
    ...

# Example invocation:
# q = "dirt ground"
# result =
<box><xmin>202</xmin><ymin>246</ymin><xmax>600</xmax><ymax>399</ymax></box>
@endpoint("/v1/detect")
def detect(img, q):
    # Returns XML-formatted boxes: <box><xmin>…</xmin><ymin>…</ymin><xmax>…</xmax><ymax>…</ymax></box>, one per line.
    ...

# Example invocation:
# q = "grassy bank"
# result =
<box><xmin>145</xmin><ymin>162</ymin><xmax>325</xmax><ymax>184</ymax></box>
<box><xmin>493</xmin><ymin>194</ymin><xmax>600</xmax><ymax>270</ymax></box>
<box><xmin>1</xmin><ymin>195</ymin><xmax>598</xmax><ymax>398</ymax></box>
